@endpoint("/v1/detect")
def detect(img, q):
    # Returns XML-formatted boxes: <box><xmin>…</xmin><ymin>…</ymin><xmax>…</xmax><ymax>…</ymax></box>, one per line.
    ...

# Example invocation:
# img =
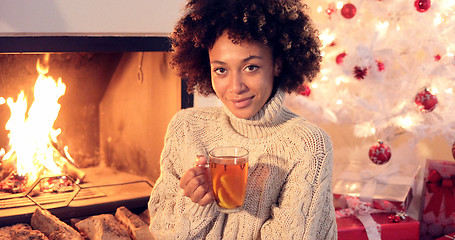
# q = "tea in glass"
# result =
<box><xmin>209</xmin><ymin>146</ymin><xmax>249</xmax><ymax>212</ymax></box>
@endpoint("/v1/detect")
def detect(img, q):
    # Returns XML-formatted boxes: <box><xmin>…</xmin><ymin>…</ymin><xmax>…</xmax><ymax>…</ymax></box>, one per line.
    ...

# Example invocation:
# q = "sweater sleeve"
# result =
<box><xmin>260</xmin><ymin>129</ymin><xmax>338</xmax><ymax>240</ymax></box>
<box><xmin>148</xmin><ymin>112</ymin><xmax>218</xmax><ymax>240</ymax></box>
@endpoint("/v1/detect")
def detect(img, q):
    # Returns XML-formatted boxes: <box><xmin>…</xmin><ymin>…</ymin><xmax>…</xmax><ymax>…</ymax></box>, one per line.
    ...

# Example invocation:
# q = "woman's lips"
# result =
<box><xmin>231</xmin><ymin>96</ymin><xmax>254</xmax><ymax>108</ymax></box>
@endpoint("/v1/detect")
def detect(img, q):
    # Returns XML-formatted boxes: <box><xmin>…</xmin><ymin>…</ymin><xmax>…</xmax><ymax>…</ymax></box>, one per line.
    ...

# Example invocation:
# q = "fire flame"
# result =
<box><xmin>1</xmin><ymin>54</ymin><xmax>70</xmax><ymax>189</ymax></box>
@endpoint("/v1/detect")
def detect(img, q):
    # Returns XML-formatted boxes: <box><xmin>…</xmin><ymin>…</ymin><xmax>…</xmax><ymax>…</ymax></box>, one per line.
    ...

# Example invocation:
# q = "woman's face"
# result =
<box><xmin>209</xmin><ymin>31</ymin><xmax>280</xmax><ymax>119</ymax></box>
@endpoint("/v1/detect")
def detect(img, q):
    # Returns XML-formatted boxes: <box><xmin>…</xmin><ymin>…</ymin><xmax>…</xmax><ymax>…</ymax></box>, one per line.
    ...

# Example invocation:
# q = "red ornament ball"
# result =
<box><xmin>369</xmin><ymin>140</ymin><xmax>392</xmax><ymax>165</ymax></box>
<box><xmin>297</xmin><ymin>84</ymin><xmax>311</xmax><ymax>97</ymax></box>
<box><xmin>414</xmin><ymin>0</ymin><xmax>431</xmax><ymax>12</ymax></box>
<box><xmin>341</xmin><ymin>3</ymin><xmax>357</xmax><ymax>19</ymax></box>
<box><xmin>414</xmin><ymin>88</ymin><xmax>438</xmax><ymax>112</ymax></box>
<box><xmin>376</xmin><ymin>60</ymin><xmax>385</xmax><ymax>71</ymax></box>
<box><xmin>336</xmin><ymin>52</ymin><xmax>347</xmax><ymax>65</ymax></box>
<box><xmin>434</xmin><ymin>54</ymin><xmax>441</xmax><ymax>61</ymax></box>
<box><xmin>452</xmin><ymin>141</ymin><xmax>455</xmax><ymax>160</ymax></box>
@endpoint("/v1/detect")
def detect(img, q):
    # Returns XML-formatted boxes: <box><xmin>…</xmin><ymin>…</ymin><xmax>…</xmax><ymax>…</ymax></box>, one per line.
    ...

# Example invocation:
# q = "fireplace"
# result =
<box><xmin>0</xmin><ymin>36</ymin><xmax>192</xmax><ymax>227</ymax></box>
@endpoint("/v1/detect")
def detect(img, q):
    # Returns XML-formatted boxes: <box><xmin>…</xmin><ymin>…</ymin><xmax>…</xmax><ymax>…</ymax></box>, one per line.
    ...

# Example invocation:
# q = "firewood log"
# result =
<box><xmin>75</xmin><ymin>214</ymin><xmax>131</xmax><ymax>240</ymax></box>
<box><xmin>59</xmin><ymin>155</ymin><xmax>86</xmax><ymax>183</ymax></box>
<box><xmin>139</xmin><ymin>209</ymin><xmax>150</xmax><ymax>225</ymax></box>
<box><xmin>30</xmin><ymin>207</ymin><xmax>84</xmax><ymax>240</ymax></box>
<box><xmin>115</xmin><ymin>206</ymin><xmax>154</xmax><ymax>240</ymax></box>
<box><xmin>0</xmin><ymin>223</ymin><xmax>49</xmax><ymax>240</ymax></box>
<box><xmin>51</xmin><ymin>144</ymin><xmax>86</xmax><ymax>182</ymax></box>
<box><xmin>0</xmin><ymin>151</ymin><xmax>16</xmax><ymax>181</ymax></box>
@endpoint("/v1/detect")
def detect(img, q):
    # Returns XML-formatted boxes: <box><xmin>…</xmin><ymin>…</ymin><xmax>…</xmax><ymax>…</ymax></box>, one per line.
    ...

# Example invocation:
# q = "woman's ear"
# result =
<box><xmin>274</xmin><ymin>57</ymin><xmax>283</xmax><ymax>77</ymax></box>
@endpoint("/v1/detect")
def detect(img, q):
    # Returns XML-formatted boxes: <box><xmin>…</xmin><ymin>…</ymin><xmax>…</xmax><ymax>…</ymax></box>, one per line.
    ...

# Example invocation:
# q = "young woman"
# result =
<box><xmin>148</xmin><ymin>0</ymin><xmax>337</xmax><ymax>239</ymax></box>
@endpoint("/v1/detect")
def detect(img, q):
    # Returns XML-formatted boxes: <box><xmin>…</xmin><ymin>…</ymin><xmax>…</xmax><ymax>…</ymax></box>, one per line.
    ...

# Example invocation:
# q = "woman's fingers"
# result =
<box><xmin>198</xmin><ymin>187</ymin><xmax>214</xmax><ymax>206</ymax></box>
<box><xmin>195</xmin><ymin>155</ymin><xmax>209</xmax><ymax>167</ymax></box>
<box><xmin>179</xmin><ymin>166</ymin><xmax>205</xmax><ymax>189</ymax></box>
<box><xmin>179</xmin><ymin>155</ymin><xmax>214</xmax><ymax>206</ymax></box>
<box><xmin>182</xmin><ymin>172</ymin><xmax>206</xmax><ymax>196</ymax></box>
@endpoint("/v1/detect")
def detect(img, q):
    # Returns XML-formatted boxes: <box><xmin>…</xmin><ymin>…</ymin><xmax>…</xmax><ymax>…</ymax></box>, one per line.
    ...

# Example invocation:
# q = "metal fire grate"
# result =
<box><xmin>0</xmin><ymin>174</ymin><xmax>153</xmax><ymax>211</ymax></box>
<box><xmin>0</xmin><ymin>174</ymin><xmax>105</xmax><ymax>210</ymax></box>
<box><xmin>0</xmin><ymin>174</ymin><xmax>153</xmax><ymax>212</ymax></box>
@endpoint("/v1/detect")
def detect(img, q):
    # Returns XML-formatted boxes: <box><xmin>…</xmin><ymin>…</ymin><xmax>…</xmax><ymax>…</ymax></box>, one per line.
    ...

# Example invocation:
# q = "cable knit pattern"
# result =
<box><xmin>148</xmin><ymin>90</ymin><xmax>337</xmax><ymax>239</ymax></box>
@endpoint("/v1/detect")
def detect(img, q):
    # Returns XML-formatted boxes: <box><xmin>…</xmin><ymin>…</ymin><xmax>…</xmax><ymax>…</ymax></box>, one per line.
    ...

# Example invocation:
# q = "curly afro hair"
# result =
<box><xmin>170</xmin><ymin>0</ymin><xmax>322</xmax><ymax>95</ymax></box>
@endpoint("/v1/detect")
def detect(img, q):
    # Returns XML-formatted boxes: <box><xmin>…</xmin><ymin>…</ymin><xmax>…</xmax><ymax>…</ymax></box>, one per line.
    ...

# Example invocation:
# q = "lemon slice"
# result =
<box><xmin>219</xmin><ymin>174</ymin><xmax>244</xmax><ymax>205</ymax></box>
<box><xmin>217</xmin><ymin>187</ymin><xmax>238</xmax><ymax>209</ymax></box>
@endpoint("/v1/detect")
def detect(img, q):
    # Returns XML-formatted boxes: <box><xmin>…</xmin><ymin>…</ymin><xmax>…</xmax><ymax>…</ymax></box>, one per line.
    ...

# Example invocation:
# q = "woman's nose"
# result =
<box><xmin>230</xmin><ymin>72</ymin><xmax>246</xmax><ymax>93</ymax></box>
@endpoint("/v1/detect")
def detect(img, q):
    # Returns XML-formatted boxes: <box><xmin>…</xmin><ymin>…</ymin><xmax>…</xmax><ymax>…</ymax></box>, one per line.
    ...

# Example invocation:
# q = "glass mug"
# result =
<box><xmin>208</xmin><ymin>146</ymin><xmax>249</xmax><ymax>213</ymax></box>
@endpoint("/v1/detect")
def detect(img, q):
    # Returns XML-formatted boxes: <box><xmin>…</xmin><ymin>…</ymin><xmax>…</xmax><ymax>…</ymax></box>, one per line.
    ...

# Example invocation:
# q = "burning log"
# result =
<box><xmin>51</xmin><ymin>144</ymin><xmax>86</xmax><ymax>183</ymax></box>
<box><xmin>0</xmin><ymin>146</ymin><xmax>85</xmax><ymax>194</ymax></box>
<box><xmin>75</xmin><ymin>214</ymin><xmax>132</xmax><ymax>240</ymax></box>
<box><xmin>0</xmin><ymin>151</ymin><xmax>16</xmax><ymax>182</ymax></box>
<box><xmin>0</xmin><ymin>172</ymin><xmax>27</xmax><ymax>193</ymax></box>
<box><xmin>30</xmin><ymin>207</ymin><xmax>84</xmax><ymax>240</ymax></box>
<box><xmin>115</xmin><ymin>206</ymin><xmax>154</xmax><ymax>240</ymax></box>
<box><xmin>0</xmin><ymin>223</ymin><xmax>49</xmax><ymax>240</ymax></box>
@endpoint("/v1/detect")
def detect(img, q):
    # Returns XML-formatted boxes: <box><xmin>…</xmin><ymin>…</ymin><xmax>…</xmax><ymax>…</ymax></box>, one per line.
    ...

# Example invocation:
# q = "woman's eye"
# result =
<box><xmin>214</xmin><ymin>68</ymin><xmax>227</xmax><ymax>75</ymax></box>
<box><xmin>245</xmin><ymin>65</ymin><xmax>259</xmax><ymax>72</ymax></box>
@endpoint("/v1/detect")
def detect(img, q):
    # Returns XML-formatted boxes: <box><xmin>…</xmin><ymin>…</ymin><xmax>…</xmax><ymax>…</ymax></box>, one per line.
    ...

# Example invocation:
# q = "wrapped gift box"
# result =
<box><xmin>435</xmin><ymin>232</ymin><xmax>455</xmax><ymax>240</ymax></box>
<box><xmin>333</xmin><ymin>162</ymin><xmax>419</xmax><ymax>212</ymax></box>
<box><xmin>337</xmin><ymin>212</ymin><xmax>420</xmax><ymax>240</ymax></box>
<box><xmin>420</xmin><ymin>160</ymin><xmax>455</xmax><ymax>240</ymax></box>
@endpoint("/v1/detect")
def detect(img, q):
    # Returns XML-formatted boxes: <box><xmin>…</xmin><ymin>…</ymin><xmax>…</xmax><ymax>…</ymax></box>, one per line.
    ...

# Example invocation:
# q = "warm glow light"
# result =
<box><xmin>440</xmin><ymin>1</ymin><xmax>455</xmax><ymax>10</ymax></box>
<box><xmin>0</xmin><ymin>97</ymin><xmax>5</xmax><ymax>105</ymax></box>
<box><xmin>321</xmin><ymin>76</ymin><xmax>329</xmax><ymax>81</ymax></box>
<box><xmin>320</xmin><ymin>68</ymin><xmax>330</xmax><ymax>75</ymax></box>
<box><xmin>312</xmin><ymin>83</ymin><xmax>318</xmax><ymax>88</ymax></box>
<box><xmin>396</xmin><ymin>25</ymin><xmax>401</xmax><ymax>31</ymax></box>
<box><xmin>317</xmin><ymin>6</ymin><xmax>323</xmax><ymax>13</ymax></box>
<box><xmin>336</xmin><ymin>1</ymin><xmax>344</xmax><ymax>9</ymax></box>
<box><xmin>2</xmin><ymin>54</ymin><xmax>68</xmax><ymax>188</ymax></box>
<box><xmin>434</xmin><ymin>14</ymin><xmax>443</xmax><ymax>25</ymax></box>
<box><xmin>376</xmin><ymin>21</ymin><xmax>389</xmax><ymax>31</ymax></box>
<box><xmin>447</xmin><ymin>44</ymin><xmax>455</xmax><ymax>57</ymax></box>
<box><xmin>430</xmin><ymin>87</ymin><xmax>439</xmax><ymax>95</ymax></box>
<box><xmin>399</xmin><ymin>116</ymin><xmax>414</xmax><ymax>129</ymax></box>
<box><xmin>348</xmin><ymin>183</ymin><xmax>358</xmax><ymax>191</ymax></box>
<box><xmin>336</xmin><ymin>99</ymin><xmax>343</xmax><ymax>105</ymax></box>
<box><xmin>335</xmin><ymin>77</ymin><xmax>346</xmax><ymax>85</ymax></box>
<box><xmin>445</xmin><ymin>88</ymin><xmax>453</xmax><ymax>94</ymax></box>
<box><xmin>371</xmin><ymin>128</ymin><xmax>376</xmax><ymax>135</ymax></box>
<box><xmin>319</xmin><ymin>29</ymin><xmax>336</xmax><ymax>47</ymax></box>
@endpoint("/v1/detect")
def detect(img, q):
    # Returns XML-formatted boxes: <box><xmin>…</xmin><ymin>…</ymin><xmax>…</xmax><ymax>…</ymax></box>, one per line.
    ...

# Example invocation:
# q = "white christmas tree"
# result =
<box><xmin>286</xmin><ymin>0</ymin><xmax>455</xmax><ymax>160</ymax></box>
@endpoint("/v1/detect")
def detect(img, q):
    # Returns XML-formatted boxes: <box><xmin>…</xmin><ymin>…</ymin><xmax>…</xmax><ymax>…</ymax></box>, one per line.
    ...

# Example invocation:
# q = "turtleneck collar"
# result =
<box><xmin>223</xmin><ymin>89</ymin><xmax>293</xmax><ymax>139</ymax></box>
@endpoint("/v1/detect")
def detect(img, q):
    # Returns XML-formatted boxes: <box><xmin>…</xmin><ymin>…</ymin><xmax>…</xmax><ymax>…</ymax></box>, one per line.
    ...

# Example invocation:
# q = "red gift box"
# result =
<box><xmin>435</xmin><ymin>232</ymin><xmax>455</xmax><ymax>240</ymax></box>
<box><xmin>337</xmin><ymin>212</ymin><xmax>420</xmax><ymax>240</ymax></box>
<box><xmin>420</xmin><ymin>160</ymin><xmax>455</xmax><ymax>240</ymax></box>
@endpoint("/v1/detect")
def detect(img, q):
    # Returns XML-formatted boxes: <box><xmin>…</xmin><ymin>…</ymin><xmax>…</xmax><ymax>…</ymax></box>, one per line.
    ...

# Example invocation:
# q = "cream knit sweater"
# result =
<box><xmin>148</xmin><ymin>90</ymin><xmax>337</xmax><ymax>240</ymax></box>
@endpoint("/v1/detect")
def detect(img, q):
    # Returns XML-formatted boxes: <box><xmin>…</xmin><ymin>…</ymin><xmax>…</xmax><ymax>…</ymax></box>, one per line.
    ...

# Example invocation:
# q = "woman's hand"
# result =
<box><xmin>179</xmin><ymin>156</ymin><xmax>214</xmax><ymax>206</ymax></box>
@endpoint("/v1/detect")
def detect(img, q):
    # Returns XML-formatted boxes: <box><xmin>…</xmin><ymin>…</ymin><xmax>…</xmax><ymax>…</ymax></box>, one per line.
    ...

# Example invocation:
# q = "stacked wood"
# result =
<box><xmin>2</xmin><ymin>206</ymin><xmax>154</xmax><ymax>240</ymax></box>
<box><xmin>0</xmin><ymin>223</ymin><xmax>48</xmax><ymax>240</ymax></box>
<box><xmin>75</xmin><ymin>214</ymin><xmax>131</xmax><ymax>240</ymax></box>
<box><xmin>30</xmin><ymin>207</ymin><xmax>84</xmax><ymax>240</ymax></box>
<box><xmin>139</xmin><ymin>209</ymin><xmax>150</xmax><ymax>225</ymax></box>
<box><xmin>115</xmin><ymin>206</ymin><xmax>154</xmax><ymax>240</ymax></box>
